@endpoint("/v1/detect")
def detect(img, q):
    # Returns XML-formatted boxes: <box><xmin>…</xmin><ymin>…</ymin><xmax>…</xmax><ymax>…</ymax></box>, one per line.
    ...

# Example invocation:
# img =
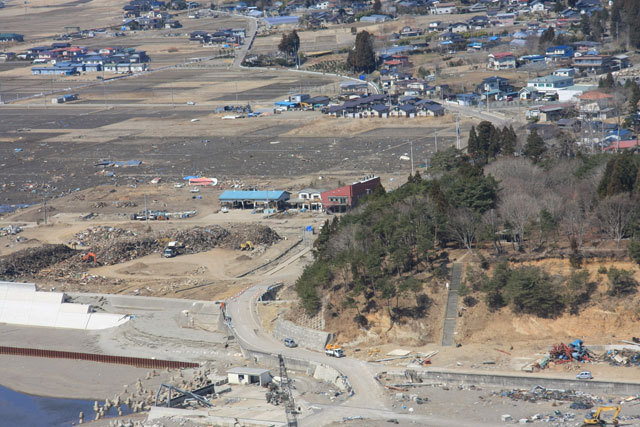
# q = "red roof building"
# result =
<box><xmin>604</xmin><ymin>140</ymin><xmax>640</xmax><ymax>151</ymax></box>
<box><xmin>320</xmin><ymin>176</ymin><xmax>381</xmax><ymax>213</ymax></box>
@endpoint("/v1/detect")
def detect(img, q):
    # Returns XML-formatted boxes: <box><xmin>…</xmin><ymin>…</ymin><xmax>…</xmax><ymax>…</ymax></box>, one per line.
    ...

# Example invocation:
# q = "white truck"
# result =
<box><xmin>325</xmin><ymin>345</ymin><xmax>344</xmax><ymax>358</ymax></box>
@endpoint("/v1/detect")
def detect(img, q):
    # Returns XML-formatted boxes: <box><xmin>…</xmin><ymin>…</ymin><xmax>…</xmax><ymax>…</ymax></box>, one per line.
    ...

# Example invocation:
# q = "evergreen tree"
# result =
<box><xmin>278</xmin><ymin>30</ymin><xmax>300</xmax><ymax>61</ymax></box>
<box><xmin>373</xmin><ymin>0</ymin><xmax>381</xmax><ymax>13</ymax></box>
<box><xmin>597</xmin><ymin>154</ymin><xmax>639</xmax><ymax>197</ymax></box>
<box><xmin>347</xmin><ymin>31</ymin><xmax>376</xmax><ymax>73</ymax></box>
<box><xmin>467</xmin><ymin>126</ymin><xmax>478</xmax><ymax>159</ymax></box>
<box><xmin>539</xmin><ymin>27</ymin><xmax>555</xmax><ymax>46</ymax></box>
<box><xmin>627</xmin><ymin>81</ymin><xmax>640</xmax><ymax>129</ymax></box>
<box><xmin>523</xmin><ymin>130</ymin><xmax>546</xmax><ymax>164</ymax></box>
<box><xmin>500</xmin><ymin>125</ymin><xmax>517</xmax><ymax>156</ymax></box>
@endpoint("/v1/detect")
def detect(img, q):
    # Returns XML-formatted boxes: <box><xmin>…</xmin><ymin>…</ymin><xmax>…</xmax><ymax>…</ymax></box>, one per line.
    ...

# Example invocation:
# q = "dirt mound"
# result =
<box><xmin>225</xmin><ymin>224</ymin><xmax>281</xmax><ymax>249</ymax></box>
<box><xmin>0</xmin><ymin>244</ymin><xmax>76</xmax><ymax>279</ymax></box>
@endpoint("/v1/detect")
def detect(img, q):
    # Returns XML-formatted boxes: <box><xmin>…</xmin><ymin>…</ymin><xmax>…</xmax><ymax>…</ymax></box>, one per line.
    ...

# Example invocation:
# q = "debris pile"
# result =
<box><xmin>535</xmin><ymin>339</ymin><xmax>593</xmax><ymax>369</ymax></box>
<box><xmin>1</xmin><ymin>225</ymin><xmax>280</xmax><ymax>284</ymax></box>
<box><xmin>0</xmin><ymin>244</ymin><xmax>76</xmax><ymax>279</ymax></box>
<box><xmin>499</xmin><ymin>385</ymin><xmax>598</xmax><ymax>406</ymax></box>
<box><xmin>604</xmin><ymin>349</ymin><xmax>640</xmax><ymax>367</ymax></box>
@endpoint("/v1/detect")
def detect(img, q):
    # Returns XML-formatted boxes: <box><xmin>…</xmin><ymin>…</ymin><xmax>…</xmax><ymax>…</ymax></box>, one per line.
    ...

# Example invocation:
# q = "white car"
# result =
<box><xmin>221</xmin><ymin>206</ymin><xmax>229</xmax><ymax>213</ymax></box>
<box><xmin>186</xmin><ymin>101</ymin><xmax>196</xmax><ymax>105</ymax></box>
<box><xmin>174</xmin><ymin>183</ymin><xmax>184</xmax><ymax>188</ymax></box>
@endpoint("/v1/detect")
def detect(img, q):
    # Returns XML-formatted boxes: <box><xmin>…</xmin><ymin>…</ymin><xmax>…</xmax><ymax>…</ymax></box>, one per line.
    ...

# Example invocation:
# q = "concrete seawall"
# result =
<box><xmin>386</xmin><ymin>369</ymin><xmax>640</xmax><ymax>395</ymax></box>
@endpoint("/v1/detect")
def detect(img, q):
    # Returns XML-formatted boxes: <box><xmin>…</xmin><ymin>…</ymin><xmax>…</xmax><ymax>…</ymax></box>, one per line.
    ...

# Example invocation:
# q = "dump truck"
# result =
<box><xmin>583</xmin><ymin>405</ymin><xmax>621</xmax><ymax>426</ymax></box>
<box><xmin>325</xmin><ymin>344</ymin><xmax>344</xmax><ymax>358</ymax></box>
<box><xmin>163</xmin><ymin>241</ymin><xmax>184</xmax><ymax>258</ymax></box>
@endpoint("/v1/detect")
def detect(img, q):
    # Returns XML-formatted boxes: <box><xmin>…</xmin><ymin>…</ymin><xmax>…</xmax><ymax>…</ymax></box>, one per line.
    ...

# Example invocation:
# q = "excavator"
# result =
<box><xmin>82</xmin><ymin>252</ymin><xmax>97</xmax><ymax>266</ymax></box>
<box><xmin>240</xmin><ymin>241</ymin><xmax>254</xmax><ymax>251</ymax></box>
<box><xmin>583</xmin><ymin>406</ymin><xmax>621</xmax><ymax>426</ymax></box>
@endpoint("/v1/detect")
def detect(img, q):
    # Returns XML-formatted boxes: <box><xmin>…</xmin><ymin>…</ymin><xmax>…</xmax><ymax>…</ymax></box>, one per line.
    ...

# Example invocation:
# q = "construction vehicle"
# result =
<box><xmin>583</xmin><ymin>405</ymin><xmax>621</xmax><ymax>426</ymax></box>
<box><xmin>162</xmin><ymin>241</ymin><xmax>184</xmax><ymax>258</ymax></box>
<box><xmin>325</xmin><ymin>344</ymin><xmax>344</xmax><ymax>358</ymax></box>
<box><xmin>82</xmin><ymin>252</ymin><xmax>97</xmax><ymax>266</ymax></box>
<box><xmin>240</xmin><ymin>241</ymin><xmax>254</xmax><ymax>251</ymax></box>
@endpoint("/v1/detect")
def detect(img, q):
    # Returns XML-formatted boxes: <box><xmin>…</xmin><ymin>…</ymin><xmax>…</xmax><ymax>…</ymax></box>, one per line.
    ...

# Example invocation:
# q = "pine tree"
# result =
<box><xmin>500</xmin><ymin>126</ymin><xmax>517</xmax><ymax>156</ymax></box>
<box><xmin>524</xmin><ymin>130</ymin><xmax>546</xmax><ymax>164</ymax></box>
<box><xmin>373</xmin><ymin>0</ymin><xmax>381</xmax><ymax>13</ymax></box>
<box><xmin>467</xmin><ymin>126</ymin><xmax>478</xmax><ymax>159</ymax></box>
<box><xmin>347</xmin><ymin>31</ymin><xmax>376</xmax><ymax>73</ymax></box>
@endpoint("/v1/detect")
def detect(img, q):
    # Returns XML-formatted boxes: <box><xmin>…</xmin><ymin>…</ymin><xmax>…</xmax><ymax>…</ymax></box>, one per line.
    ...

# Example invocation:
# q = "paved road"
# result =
<box><xmin>441</xmin><ymin>262</ymin><xmax>462</xmax><ymax>346</ymax></box>
<box><xmin>232</xmin><ymin>14</ymin><xmax>258</xmax><ymax>68</ymax></box>
<box><xmin>444</xmin><ymin>102</ymin><xmax>510</xmax><ymax>127</ymax></box>
<box><xmin>225</xmin><ymin>282</ymin><xmax>497</xmax><ymax>427</ymax></box>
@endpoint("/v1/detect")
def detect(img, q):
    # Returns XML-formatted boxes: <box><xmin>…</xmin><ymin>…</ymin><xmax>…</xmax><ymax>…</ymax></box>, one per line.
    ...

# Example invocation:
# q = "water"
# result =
<box><xmin>0</xmin><ymin>385</ymin><xmax>129</xmax><ymax>426</ymax></box>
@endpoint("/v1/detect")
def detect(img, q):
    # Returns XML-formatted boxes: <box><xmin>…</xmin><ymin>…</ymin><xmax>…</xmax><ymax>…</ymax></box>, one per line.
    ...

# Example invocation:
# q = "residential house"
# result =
<box><xmin>529</xmin><ymin>0</ymin><xmax>546</xmax><ymax>13</ymax></box>
<box><xmin>572</xmin><ymin>55</ymin><xmax>614</xmax><ymax>74</ymax></box>
<box><xmin>369</xmin><ymin>104</ymin><xmax>389</xmax><ymax>118</ymax></box>
<box><xmin>488</xmin><ymin>52</ymin><xmax>516</xmax><ymax>70</ymax></box>
<box><xmin>359</xmin><ymin>14</ymin><xmax>391</xmax><ymax>23</ymax></box>
<box><xmin>519</xmin><ymin>87</ymin><xmax>541</xmax><ymax>101</ymax></box>
<box><xmin>578</xmin><ymin>90</ymin><xmax>614</xmax><ymax>120</ymax></box>
<box><xmin>321</xmin><ymin>176</ymin><xmax>381</xmax><ymax>213</ymax></box>
<box><xmin>456</xmin><ymin>93</ymin><xmax>478</xmax><ymax>106</ymax></box>
<box><xmin>428</xmin><ymin>21</ymin><xmax>443</xmax><ymax>31</ymax></box>
<box><xmin>494</xmin><ymin>13</ymin><xmax>515</xmax><ymax>26</ymax></box>
<box><xmin>477</xmin><ymin>76</ymin><xmax>512</xmax><ymax>95</ymax></box>
<box><xmin>545</xmin><ymin>45</ymin><xmax>574</xmax><ymax>59</ymax></box>
<box><xmin>527</xmin><ymin>75</ymin><xmax>574</xmax><ymax>94</ymax></box>
<box><xmin>292</xmin><ymin>188</ymin><xmax>327</xmax><ymax>211</ymax></box>
<box><xmin>450</xmin><ymin>22</ymin><xmax>469</xmax><ymax>33</ymax></box>
<box><xmin>553</xmin><ymin>68</ymin><xmax>575</xmax><ymax>77</ymax></box>
<box><xmin>430</xmin><ymin>2</ymin><xmax>457</xmax><ymax>14</ymax></box>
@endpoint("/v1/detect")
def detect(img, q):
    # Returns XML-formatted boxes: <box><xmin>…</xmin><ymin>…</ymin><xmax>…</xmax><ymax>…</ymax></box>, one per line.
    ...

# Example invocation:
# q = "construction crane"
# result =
<box><xmin>278</xmin><ymin>354</ymin><xmax>298</xmax><ymax>427</ymax></box>
<box><xmin>583</xmin><ymin>405</ymin><xmax>621</xmax><ymax>426</ymax></box>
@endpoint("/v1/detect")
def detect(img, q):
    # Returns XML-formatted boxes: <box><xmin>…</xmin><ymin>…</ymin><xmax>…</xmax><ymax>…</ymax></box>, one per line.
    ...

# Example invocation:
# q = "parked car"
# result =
<box><xmin>221</xmin><ymin>206</ymin><xmax>229</xmax><ymax>213</ymax></box>
<box><xmin>576</xmin><ymin>371</ymin><xmax>593</xmax><ymax>380</ymax></box>
<box><xmin>284</xmin><ymin>338</ymin><xmax>297</xmax><ymax>348</ymax></box>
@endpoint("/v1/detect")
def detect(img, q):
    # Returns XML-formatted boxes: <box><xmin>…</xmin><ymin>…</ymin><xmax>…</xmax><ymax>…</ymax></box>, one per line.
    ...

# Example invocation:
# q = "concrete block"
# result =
<box><xmin>272</xmin><ymin>318</ymin><xmax>331</xmax><ymax>351</ymax></box>
<box><xmin>501</xmin><ymin>414</ymin><xmax>512</xmax><ymax>422</ymax></box>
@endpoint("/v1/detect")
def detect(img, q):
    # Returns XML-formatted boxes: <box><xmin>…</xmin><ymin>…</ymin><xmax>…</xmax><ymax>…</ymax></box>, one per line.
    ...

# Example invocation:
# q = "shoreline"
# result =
<box><xmin>0</xmin><ymin>355</ymin><xmax>174</xmax><ymax>401</ymax></box>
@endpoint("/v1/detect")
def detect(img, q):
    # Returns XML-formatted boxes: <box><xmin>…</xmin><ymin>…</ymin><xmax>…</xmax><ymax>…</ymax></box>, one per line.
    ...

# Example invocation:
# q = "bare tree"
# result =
<box><xmin>446</xmin><ymin>207</ymin><xmax>481</xmax><ymax>253</ymax></box>
<box><xmin>499</xmin><ymin>193</ymin><xmax>537</xmax><ymax>251</ymax></box>
<box><xmin>482</xmin><ymin>208</ymin><xmax>503</xmax><ymax>255</ymax></box>
<box><xmin>595</xmin><ymin>194</ymin><xmax>638</xmax><ymax>248</ymax></box>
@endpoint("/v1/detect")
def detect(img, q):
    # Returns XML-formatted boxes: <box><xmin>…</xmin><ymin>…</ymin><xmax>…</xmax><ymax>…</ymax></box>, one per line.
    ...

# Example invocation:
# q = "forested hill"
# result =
<box><xmin>296</xmin><ymin>134</ymin><xmax>640</xmax><ymax>329</ymax></box>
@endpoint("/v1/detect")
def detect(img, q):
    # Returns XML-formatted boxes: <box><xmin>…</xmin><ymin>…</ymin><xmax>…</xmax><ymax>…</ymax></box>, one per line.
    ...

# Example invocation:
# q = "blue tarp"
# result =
<box><xmin>183</xmin><ymin>175</ymin><xmax>201</xmax><ymax>180</ymax></box>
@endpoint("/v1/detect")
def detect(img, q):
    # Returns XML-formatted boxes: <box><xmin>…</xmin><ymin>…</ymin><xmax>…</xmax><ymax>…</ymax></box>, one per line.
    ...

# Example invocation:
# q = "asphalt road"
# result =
<box><xmin>225</xmin><ymin>283</ymin><xmax>496</xmax><ymax>427</ymax></box>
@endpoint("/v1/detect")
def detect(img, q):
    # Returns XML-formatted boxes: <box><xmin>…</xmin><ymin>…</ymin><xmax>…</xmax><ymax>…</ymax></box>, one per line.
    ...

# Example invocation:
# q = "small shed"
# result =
<box><xmin>227</xmin><ymin>367</ymin><xmax>271</xmax><ymax>386</ymax></box>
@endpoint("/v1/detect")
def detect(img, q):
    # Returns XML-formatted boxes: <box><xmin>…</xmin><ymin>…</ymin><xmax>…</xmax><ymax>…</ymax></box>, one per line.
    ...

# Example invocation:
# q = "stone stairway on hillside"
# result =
<box><xmin>441</xmin><ymin>262</ymin><xmax>462</xmax><ymax>346</ymax></box>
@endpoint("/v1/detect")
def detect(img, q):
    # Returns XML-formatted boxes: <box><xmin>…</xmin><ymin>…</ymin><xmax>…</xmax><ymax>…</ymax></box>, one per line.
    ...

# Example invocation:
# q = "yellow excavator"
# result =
<box><xmin>240</xmin><ymin>241</ymin><xmax>254</xmax><ymax>251</ymax></box>
<box><xmin>583</xmin><ymin>406</ymin><xmax>621</xmax><ymax>426</ymax></box>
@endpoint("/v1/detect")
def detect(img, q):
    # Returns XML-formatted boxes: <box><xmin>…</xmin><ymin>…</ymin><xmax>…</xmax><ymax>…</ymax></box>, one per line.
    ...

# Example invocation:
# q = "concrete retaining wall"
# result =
<box><xmin>272</xmin><ymin>317</ymin><xmax>332</xmax><ymax>351</ymax></box>
<box><xmin>148</xmin><ymin>407</ymin><xmax>286</xmax><ymax>426</ymax></box>
<box><xmin>387</xmin><ymin>369</ymin><xmax>640</xmax><ymax>395</ymax></box>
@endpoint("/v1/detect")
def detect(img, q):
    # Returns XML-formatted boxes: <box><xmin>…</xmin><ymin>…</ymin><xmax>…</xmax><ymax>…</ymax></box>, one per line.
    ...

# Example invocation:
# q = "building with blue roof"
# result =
<box><xmin>219</xmin><ymin>190</ymin><xmax>290</xmax><ymax>210</ymax></box>
<box><xmin>264</xmin><ymin>16</ymin><xmax>299</xmax><ymax>26</ymax></box>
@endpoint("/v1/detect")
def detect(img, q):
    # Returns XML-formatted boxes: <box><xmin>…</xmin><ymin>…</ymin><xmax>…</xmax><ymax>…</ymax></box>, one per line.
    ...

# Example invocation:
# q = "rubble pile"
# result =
<box><xmin>536</xmin><ymin>339</ymin><xmax>593</xmax><ymax>369</ymax></box>
<box><xmin>498</xmin><ymin>385</ymin><xmax>599</xmax><ymax>406</ymax></box>
<box><xmin>2</xmin><ymin>225</ymin><xmax>280</xmax><ymax>284</ymax></box>
<box><xmin>604</xmin><ymin>349</ymin><xmax>640</xmax><ymax>367</ymax></box>
<box><xmin>0</xmin><ymin>244</ymin><xmax>76</xmax><ymax>279</ymax></box>
<box><xmin>225</xmin><ymin>224</ymin><xmax>281</xmax><ymax>249</ymax></box>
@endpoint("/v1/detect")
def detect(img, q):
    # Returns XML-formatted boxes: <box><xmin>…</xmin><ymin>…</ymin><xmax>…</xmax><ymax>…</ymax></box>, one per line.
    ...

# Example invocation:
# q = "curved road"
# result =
<box><xmin>225</xmin><ymin>283</ymin><xmax>494</xmax><ymax>427</ymax></box>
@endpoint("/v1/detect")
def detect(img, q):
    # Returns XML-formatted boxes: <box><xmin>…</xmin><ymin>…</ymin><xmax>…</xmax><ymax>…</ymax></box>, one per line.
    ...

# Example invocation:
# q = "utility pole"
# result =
<box><xmin>456</xmin><ymin>114</ymin><xmax>461</xmax><ymax>150</ymax></box>
<box><xmin>43</xmin><ymin>196</ymin><xmax>47</xmax><ymax>225</ymax></box>
<box><xmin>144</xmin><ymin>194</ymin><xmax>149</xmax><ymax>225</ymax></box>
<box><xmin>410</xmin><ymin>140</ymin><xmax>414</xmax><ymax>176</ymax></box>
<box><xmin>434</xmin><ymin>130</ymin><xmax>438</xmax><ymax>153</ymax></box>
